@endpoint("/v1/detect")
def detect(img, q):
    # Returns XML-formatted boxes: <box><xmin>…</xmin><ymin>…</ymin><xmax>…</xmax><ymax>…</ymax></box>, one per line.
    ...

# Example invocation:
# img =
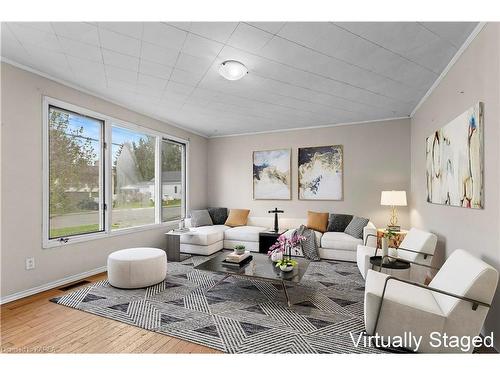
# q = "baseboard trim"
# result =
<box><xmin>0</xmin><ymin>266</ymin><xmax>107</xmax><ymax>305</ymax></box>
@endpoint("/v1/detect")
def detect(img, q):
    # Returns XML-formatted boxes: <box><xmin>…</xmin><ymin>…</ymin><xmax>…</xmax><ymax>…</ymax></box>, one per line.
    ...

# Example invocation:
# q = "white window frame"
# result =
<box><xmin>42</xmin><ymin>96</ymin><xmax>189</xmax><ymax>249</ymax></box>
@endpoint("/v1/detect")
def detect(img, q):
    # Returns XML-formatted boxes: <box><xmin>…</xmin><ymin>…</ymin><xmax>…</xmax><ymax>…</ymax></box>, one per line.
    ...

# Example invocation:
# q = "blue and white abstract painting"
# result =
<box><xmin>253</xmin><ymin>149</ymin><xmax>291</xmax><ymax>200</ymax></box>
<box><xmin>298</xmin><ymin>145</ymin><xmax>343</xmax><ymax>200</ymax></box>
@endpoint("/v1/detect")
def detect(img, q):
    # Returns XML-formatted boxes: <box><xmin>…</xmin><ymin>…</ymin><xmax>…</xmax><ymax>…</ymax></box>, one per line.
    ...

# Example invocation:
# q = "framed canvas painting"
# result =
<box><xmin>298</xmin><ymin>145</ymin><xmax>343</xmax><ymax>200</ymax></box>
<box><xmin>426</xmin><ymin>102</ymin><xmax>484</xmax><ymax>209</ymax></box>
<box><xmin>253</xmin><ymin>149</ymin><xmax>291</xmax><ymax>200</ymax></box>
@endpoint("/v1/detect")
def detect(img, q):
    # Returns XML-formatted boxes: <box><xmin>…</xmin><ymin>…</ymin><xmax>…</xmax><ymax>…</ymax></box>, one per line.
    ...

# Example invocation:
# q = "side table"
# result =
<box><xmin>165</xmin><ymin>231</ymin><xmax>192</xmax><ymax>262</ymax></box>
<box><xmin>369</xmin><ymin>256</ymin><xmax>410</xmax><ymax>279</ymax></box>
<box><xmin>258</xmin><ymin>229</ymin><xmax>286</xmax><ymax>254</ymax></box>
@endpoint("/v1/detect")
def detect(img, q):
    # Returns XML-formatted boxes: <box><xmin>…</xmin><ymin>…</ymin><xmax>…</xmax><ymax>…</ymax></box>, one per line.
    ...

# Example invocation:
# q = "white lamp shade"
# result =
<box><xmin>381</xmin><ymin>190</ymin><xmax>407</xmax><ymax>206</ymax></box>
<box><xmin>218</xmin><ymin>60</ymin><xmax>248</xmax><ymax>81</ymax></box>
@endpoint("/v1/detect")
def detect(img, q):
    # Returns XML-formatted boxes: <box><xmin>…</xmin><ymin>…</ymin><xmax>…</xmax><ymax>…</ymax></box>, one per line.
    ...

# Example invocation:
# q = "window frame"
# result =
<box><xmin>42</xmin><ymin>96</ymin><xmax>189</xmax><ymax>249</ymax></box>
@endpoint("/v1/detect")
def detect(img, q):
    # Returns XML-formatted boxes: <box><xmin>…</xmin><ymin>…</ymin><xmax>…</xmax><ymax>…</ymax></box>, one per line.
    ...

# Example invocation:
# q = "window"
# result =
<box><xmin>48</xmin><ymin>106</ymin><xmax>104</xmax><ymax>239</ymax></box>
<box><xmin>43</xmin><ymin>98</ymin><xmax>188</xmax><ymax>247</ymax></box>
<box><xmin>112</xmin><ymin>126</ymin><xmax>156</xmax><ymax>229</ymax></box>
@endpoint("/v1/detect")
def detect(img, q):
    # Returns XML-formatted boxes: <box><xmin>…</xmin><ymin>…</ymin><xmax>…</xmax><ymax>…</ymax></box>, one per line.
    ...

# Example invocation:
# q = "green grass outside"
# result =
<box><xmin>50</xmin><ymin>224</ymin><xmax>101</xmax><ymax>238</ymax></box>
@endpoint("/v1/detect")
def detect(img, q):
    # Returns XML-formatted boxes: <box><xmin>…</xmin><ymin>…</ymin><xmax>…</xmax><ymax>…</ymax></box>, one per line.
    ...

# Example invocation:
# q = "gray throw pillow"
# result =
<box><xmin>344</xmin><ymin>216</ymin><xmax>369</xmax><ymax>239</ymax></box>
<box><xmin>208</xmin><ymin>207</ymin><xmax>228</xmax><ymax>225</ymax></box>
<box><xmin>190</xmin><ymin>209</ymin><xmax>213</xmax><ymax>227</ymax></box>
<box><xmin>327</xmin><ymin>213</ymin><xmax>353</xmax><ymax>232</ymax></box>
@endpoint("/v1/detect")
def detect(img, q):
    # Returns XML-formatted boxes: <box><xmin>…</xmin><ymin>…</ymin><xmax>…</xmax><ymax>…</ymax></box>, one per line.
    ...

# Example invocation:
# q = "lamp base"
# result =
<box><xmin>386</xmin><ymin>225</ymin><xmax>401</xmax><ymax>231</ymax></box>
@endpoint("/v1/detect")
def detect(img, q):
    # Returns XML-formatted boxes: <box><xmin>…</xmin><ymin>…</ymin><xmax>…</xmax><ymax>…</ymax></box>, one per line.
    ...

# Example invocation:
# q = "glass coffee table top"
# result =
<box><xmin>194</xmin><ymin>251</ymin><xmax>310</xmax><ymax>283</ymax></box>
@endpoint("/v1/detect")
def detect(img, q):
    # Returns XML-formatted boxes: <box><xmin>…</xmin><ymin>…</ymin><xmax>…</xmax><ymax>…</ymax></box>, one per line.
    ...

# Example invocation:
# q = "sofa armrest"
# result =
<box><xmin>363</xmin><ymin>224</ymin><xmax>377</xmax><ymax>248</ymax></box>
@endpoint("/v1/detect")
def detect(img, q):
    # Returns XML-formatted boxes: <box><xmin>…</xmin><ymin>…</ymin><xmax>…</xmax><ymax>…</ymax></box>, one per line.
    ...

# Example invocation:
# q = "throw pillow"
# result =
<box><xmin>327</xmin><ymin>213</ymin><xmax>353</xmax><ymax>232</ymax></box>
<box><xmin>225</xmin><ymin>209</ymin><xmax>250</xmax><ymax>227</ymax></box>
<box><xmin>344</xmin><ymin>216</ymin><xmax>369</xmax><ymax>239</ymax></box>
<box><xmin>306</xmin><ymin>211</ymin><xmax>329</xmax><ymax>233</ymax></box>
<box><xmin>208</xmin><ymin>207</ymin><xmax>228</xmax><ymax>225</ymax></box>
<box><xmin>190</xmin><ymin>209</ymin><xmax>213</xmax><ymax>227</ymax></box>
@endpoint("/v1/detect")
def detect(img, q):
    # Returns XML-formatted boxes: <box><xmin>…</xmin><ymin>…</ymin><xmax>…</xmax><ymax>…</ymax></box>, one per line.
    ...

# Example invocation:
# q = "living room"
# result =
<box><xmin>1</xmin><ymin>0</ymin><xmax>499</xmax><ymax>371</ymax></box>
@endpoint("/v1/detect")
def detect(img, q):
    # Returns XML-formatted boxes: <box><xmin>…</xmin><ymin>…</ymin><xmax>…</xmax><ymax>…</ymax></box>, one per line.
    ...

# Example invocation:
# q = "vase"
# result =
<box><xmin>280</xmin><ymin>264</ymin><xmax>294</xmax><ymax>272</ymax></box>
<box><xmin>381</xmin><ymin>237</ymin><xmax>389</xmax><ymax>261</ymax></box>
<box><xmin>271</xmin><ymin>251</ymin><xmax>283</xmax><ymax>262</ymax></box>
<box><xmin>388</xmin><ymin>247</ymin><xmax>398</xmax><ymax>262</ymax></box>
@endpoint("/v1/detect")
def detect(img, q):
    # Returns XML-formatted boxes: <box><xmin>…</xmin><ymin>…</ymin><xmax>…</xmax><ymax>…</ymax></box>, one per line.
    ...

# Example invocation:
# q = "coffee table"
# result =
<box><xmin>194</xmin><ymin>252</ymin><xmax>310</xmax><ymax>307</ymax></box>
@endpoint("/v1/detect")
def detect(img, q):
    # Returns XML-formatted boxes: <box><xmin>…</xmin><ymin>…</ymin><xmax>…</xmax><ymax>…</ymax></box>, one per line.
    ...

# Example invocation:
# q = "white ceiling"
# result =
<box><xmin>1</xmin><ymin>22</ymin><xmax>477</xmax><ymax>137</ymax></box>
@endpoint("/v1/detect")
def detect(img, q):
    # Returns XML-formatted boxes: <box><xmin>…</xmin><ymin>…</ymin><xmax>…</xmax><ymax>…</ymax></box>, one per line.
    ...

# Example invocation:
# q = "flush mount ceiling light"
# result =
<box><xmin>218</xmin><ymin>60</ymin><xmax>248</xmax><ymax>81</ymax></box>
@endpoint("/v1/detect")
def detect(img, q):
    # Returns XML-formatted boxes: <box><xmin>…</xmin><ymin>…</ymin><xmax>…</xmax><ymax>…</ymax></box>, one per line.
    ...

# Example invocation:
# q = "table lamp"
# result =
<box><xmin>380</xmin><ymin>190</ymin><xmax>407</xmax><ymax>231</ymax></box>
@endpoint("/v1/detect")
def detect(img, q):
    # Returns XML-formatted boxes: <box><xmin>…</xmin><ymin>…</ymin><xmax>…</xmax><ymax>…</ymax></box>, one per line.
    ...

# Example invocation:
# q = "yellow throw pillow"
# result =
<box><xmin>225</xmin><ymin>209</ymin><xmax>250</xmax><ymax>227</ymax></box>
<box><xmin>307</xmin><ymin>211</ymin><xmax>329</xmax><ymax>233</ymax></box>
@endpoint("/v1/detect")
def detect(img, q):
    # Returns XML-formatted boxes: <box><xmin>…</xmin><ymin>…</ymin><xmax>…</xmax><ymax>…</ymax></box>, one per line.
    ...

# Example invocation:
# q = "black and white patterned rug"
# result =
<box><xmin>51</xmin><ymin>253</ymin><xmax>382</xmax><ymax>353</ymax></box>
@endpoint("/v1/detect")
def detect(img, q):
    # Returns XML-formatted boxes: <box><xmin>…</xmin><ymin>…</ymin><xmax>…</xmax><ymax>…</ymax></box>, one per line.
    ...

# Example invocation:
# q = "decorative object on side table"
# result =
<box><xmin>268</xmin><ymin>233</ymin><xmax>305</xmax><ymax>272</ymax></box>
<box><xmin>380</xmin><ymin>190</ymin><xmax>407</xmax><ymax>231</ymax></box>
<box><xmin>376</xmin><ymin>228</ymin><xmax>408</xmax><ymax>251</ymax></box>
<box><xmin>381</xmin><ymin>228</ymin><xmax>397</xmax><ymax>263</ymax></box>
<box><xmin>268</xmin><ymin>207</ymin><xmax>284</xmax><ymax>232</ymax></box>
<box><xmin>426</xmin><ymin>102</ymin><xmax>484</xmax><ymax>209</ymax></box>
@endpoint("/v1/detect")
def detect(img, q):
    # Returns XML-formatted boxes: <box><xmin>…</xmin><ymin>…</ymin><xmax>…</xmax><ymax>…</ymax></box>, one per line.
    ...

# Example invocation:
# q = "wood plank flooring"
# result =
<box><xmin>0</xmin><ymin>273</ymin><xmax>222</xmax><ymax>354</ymax></box>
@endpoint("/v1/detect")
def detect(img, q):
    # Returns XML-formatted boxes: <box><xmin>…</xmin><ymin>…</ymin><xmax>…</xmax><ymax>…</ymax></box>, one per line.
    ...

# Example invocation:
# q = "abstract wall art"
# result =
<box><xmin>426</xmin><ymin>102</ymin><xmax>484</xmax><ymax>209</ymax></box>
<box><xmin>298</xmin><ymin>145</ymin><xmax>343</xmax><ymax>200</ymax></box>
<box><xmin>253</xmin><ymin>149</ymin><xmax>291</xmax><ymax>200</ymax></box>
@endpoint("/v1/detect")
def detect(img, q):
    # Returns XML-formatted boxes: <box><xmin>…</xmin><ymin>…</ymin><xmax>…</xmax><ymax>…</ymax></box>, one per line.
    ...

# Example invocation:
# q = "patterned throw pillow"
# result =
<box><xmin>190</xmin><ymin>209</ymin><xmax>213</xmax><ymax>227</ymax></box>
<box><xmin>208</xmin><ymin>207</ymin><xmax>228</xmax><ymax>225</ymax></box>
<box><xmin>327</xmin><ymin>213</ymin><xmax>353</xmax><ymax>232</ymax></box>
<box><xmin>344</xmin><ymin>216</ymin><xmax>369</xmax><ymax>239</ymax></box>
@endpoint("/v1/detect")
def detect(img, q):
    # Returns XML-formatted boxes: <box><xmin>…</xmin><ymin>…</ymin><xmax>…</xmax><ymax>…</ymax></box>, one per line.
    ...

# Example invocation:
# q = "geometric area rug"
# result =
<box><xmin>51</xmin><ymin>253</ymin><xmax>382</xmax><ymax>354</ymax></box>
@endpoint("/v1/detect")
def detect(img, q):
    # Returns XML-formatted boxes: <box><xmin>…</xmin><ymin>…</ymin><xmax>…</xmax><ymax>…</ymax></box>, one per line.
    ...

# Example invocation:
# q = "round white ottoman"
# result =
<box><xmin>107</xmin><ymin>248</ymin><xmax>167</xmax><ymax>289</ymax></box>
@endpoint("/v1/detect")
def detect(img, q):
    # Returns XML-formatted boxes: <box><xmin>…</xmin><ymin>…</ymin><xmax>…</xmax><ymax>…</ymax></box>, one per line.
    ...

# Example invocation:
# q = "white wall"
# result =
<box><xmin>0</xmin><ymin>63</ymin><xmax>208</xmax><ymax>298</ymax></box>
<box><xmin>207</xmin><ymin>118</ymin><xmax>411</xmax><ymax>228</ymax></box>
<box><xmin>410</xmin><ymin>23</ymin><xmax>500</xmax><ymax>345</ymax></box>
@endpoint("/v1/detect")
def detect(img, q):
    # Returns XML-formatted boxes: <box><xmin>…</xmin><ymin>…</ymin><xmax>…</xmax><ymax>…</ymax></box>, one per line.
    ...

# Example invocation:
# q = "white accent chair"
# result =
<box><xmin>364</xmin><ymin>249</ymin><xmax>498</xmax><ymax>353</ymax></box>
<box><xmin>356</xmin><ymin>228</ymin><xmax>437</xmax><ymax>281</ymax></box>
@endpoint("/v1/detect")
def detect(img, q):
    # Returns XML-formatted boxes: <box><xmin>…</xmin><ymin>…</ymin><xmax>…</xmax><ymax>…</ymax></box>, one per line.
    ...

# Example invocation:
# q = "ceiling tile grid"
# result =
<box><xmin>1</xmin><ymin>21</ymin><xmax>477</xmax><ymax>136</ymax></box>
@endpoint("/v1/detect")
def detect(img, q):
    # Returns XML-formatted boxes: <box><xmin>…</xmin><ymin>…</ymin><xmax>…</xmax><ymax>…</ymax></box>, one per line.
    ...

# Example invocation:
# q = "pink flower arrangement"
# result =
<box><xmin>268</xmin><ymin>233</ymin><xmax>306</xmax><ymax>256</ymax></box>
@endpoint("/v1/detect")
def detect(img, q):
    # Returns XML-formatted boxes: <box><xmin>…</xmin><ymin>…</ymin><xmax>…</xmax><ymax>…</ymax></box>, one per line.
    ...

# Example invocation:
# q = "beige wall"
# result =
<box><xmin>410</xmin><ymin>23</ymin><xmax>500</xmax><ymax>344</ymax></box>
<box><xmin>207</xmin><ymin>118</ymin><xmax>411</xmax><ymax>228</ymax></box>
<box><xmin>0</xmin><ymin>63</ymin><xmax>208</xmax><ymax>298</ymax></box>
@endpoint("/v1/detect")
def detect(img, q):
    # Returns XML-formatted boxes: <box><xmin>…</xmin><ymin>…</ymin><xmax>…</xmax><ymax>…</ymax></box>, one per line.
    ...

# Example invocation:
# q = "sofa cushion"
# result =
<box><xmin>225</xmin><ymin>209</ymin><xmax>250</xmax><ymax>227</ymax></box>
<box><xmin>180</xmin><ymin>225</ymin><xmax>228</xmax><ymax>246</ymax></box>
<box><xmin>190</xmin><ymin>209</ymin><xmax>213</xmax><ymax>227</ymax></box>
<box><xmin>344</xmin><ymin>216</ymin><xmax>369</xmax><ymax>239</ymax></box>
<box><xmin>327</xmin><ymin>213</ymin><xmax>353</xmax><ymax>232</ymax></box>
<box><xmin>321</xmin><ymin>232</ymin><xmax>362</xmax><ymax>251</ymax></box>
<box><xmin>208</xmin><ymin>207</ymin><xmax>228</xmax><ymax>225</ymax></box>
<box><xmin>224</xmin><ymin>226</ymin><xmax>267</xmax><ymax>242</ymax></box>
<box><xmin>307</xmin><ymin>211</ymin><xmax>329</xmax><ymax>233</ymax></box>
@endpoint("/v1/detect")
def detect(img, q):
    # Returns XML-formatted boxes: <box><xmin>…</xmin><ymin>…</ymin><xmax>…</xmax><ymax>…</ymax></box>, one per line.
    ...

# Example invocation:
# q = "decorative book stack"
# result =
<box><xmin>224</xmin><ymin>250</ymin><xmax>252</xmax><ymax>265</ymax></box>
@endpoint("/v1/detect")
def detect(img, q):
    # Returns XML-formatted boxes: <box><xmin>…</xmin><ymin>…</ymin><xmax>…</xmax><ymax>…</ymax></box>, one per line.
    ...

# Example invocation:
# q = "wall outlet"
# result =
<box><xmin>25</xmin><ymin>257</ymin><xmax>35</xmax><ymax>270</ymax></box>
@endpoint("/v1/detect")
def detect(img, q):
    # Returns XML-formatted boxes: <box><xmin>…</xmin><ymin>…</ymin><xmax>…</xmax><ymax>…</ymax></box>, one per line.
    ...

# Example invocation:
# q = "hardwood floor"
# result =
<box><xmin>0</xmin><ymin>273</ymin><xmax>222</xmax><ymax>354</ymax></box>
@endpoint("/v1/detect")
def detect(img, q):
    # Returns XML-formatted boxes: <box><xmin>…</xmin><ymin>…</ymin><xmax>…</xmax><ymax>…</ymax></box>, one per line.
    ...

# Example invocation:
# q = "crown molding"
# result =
<box><xmin>410</xmin><ymin>22</ymin><xmax>487</xmax><ymax>118</ymax></box>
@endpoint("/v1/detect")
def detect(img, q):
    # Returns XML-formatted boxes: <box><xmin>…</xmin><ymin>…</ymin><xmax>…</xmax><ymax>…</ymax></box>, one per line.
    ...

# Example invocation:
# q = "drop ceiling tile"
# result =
<box><xmin>277</xmin><ymin>22</ymin><xmax>330</xmax><ymax>47</ymax></box>
<box><xmin>189</xmin><ymin>22</ymin><xmax>238</xmax><ymax>43</ymax></box>
<box><xmin>247</xmin><ymin>22</ymin><xmax>286</xmax><ymax>35</ymax></box>
<box><xmin>52</xmin><ymin>22</ymin><xmax>100</xmax><ymax>45</ymax></box>
<box><xmin>170</xmin><ymin>68</ymin><xmax>203</xmax><ymax>87</ymax></box>
<box><xmin>105</xmin><ymin>65</ymin><xmax>138</xmax><ymax>84</ymax></box>
<box><xmin>181</xmin><ymin>33</ymin><xmax>223</xmax><ymax>60</ymax></box>
<box><xmin>137</xmin><ymin>73</ymin><xmax>167</xmax><ymax>90</ymax></box>
<box><xmin>11</xmin><ymin>22</ymin><xmax>53</xmax><ymax>33</ymax></box>
<box><xmin>165</xmin><ymin>81</ymin><xmax>194</xmax><ymax>96</ymax></box>
<box><xmin>142</xmin><ymin>23</ymin><xmax>187</xmax><ymax>50</ymax></box>
<box><xmin>140</xmin><ymin>41</ymin><xmax>179</xmax><ymax>66</ymax></box>
<box><xmin>66</xmin><ymin>55</ymin><xmax>105</xmax><ymax>75</ymax></box>
<box><xmin>99</xmin><ymin>28</ymin><xmax>141</xmax><ymax>57</ymax></box>
<box><xmin>404</xmin><ymin>38</ymin><xmax>457</xmax><ymax>74</ymax></box>
<box><xmin>175</xmin><ymin>52</ymin><xmax>213</xmax><ymax>74</ymax></box>
<box><xmin>98</xmin><ymin>22</ymin><xmax>144</xmax><ymax>39</ymax></box>
<box><xmin>102</xmin><ymin>49</ymin><xmax>140</xmax><ymax>71</ymax></box>
<box><xmin>139</xmin><ymin>60</ymin><xmax>173</xmax><ymax>80</ymax></box>
<box><xmin>22</xmin><ymin>43</ymin><xmax>69</xmax><ymax>70</ymax></box>
<box><xmin>419</xmin><ymin>22</ymin><xmax>477</xmax><ymax>48</ymax></box>
<box><xmin>59</xmin><ymin>36</ymin><xmax>102</xmax><ymax>62</ymax></box>
<box><xmin>7</xmin><ymin>23</ymin><xmax>62</xmax><ymax>52</ymax></box>
<box><xmin>227</xmin><ymin>23</ymin><xmax>274</xmax><ymax>53</ymax></box>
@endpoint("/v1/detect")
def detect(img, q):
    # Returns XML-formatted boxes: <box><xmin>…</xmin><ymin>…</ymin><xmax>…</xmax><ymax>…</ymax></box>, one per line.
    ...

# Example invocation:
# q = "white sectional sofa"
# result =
<box><xmin>180</xmin><ymin>216</ymin><xmax>376</xmax><ymax>261</ymax></box>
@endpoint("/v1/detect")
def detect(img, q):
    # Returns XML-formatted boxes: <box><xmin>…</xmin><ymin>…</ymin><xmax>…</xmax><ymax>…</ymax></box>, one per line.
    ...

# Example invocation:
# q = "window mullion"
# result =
<box><xmin>155</xmin><ymin>136</ymin><xmax>161</xmax><ymax>224</ymax></box>
<box><xmin>104</xmin><ymin>120</ymin><xmax>112</xmax><ymax>233</ymax></box>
